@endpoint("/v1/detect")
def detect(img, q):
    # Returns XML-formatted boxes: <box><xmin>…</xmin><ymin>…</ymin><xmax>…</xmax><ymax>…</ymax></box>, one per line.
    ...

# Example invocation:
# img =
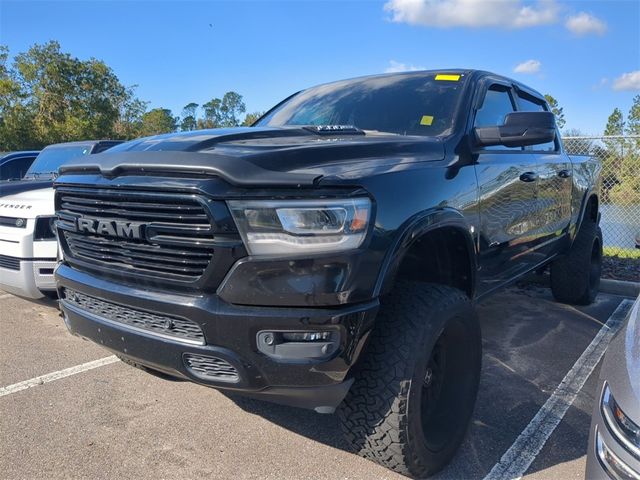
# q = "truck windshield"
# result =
<box><xmin>24</xmin><ymin>145</ymin><xmax>92</xmax><ymax>179</ymax></box>
<box><xmin>256</xmin><ymin>73</ymin><xmax>466</xmax><ymax>136</ymax></box>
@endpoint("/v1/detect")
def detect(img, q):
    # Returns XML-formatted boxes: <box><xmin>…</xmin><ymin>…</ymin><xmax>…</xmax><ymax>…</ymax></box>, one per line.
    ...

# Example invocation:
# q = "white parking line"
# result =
<box><xmin>483</xmin><ymin>298</ymin><xmax>633</xmax><ymax>480</ymax></box>
<box><xmin>0</xmin><ymin>356</ymin><xmax>119</xmax><ymax>398</ymax></box>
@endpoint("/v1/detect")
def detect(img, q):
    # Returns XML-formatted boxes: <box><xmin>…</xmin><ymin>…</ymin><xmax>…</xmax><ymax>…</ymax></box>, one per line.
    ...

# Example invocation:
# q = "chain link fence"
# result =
<box><xmin>563</xmin><ymin>136</ymin><xmax>639</xmax><ymax>256</ymax></box>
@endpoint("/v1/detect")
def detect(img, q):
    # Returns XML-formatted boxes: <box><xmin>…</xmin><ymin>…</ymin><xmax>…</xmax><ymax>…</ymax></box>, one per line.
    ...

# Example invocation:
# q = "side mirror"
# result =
<box><xmin>474</xmin><ymin>111</ymin><xmax>556</xmax><ymax>148</ymax></box>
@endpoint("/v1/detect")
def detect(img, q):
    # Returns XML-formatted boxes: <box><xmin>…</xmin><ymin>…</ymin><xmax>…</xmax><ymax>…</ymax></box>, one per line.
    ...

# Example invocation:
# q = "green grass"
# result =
<box><xmin>603</xmin><ymin>246</ymin><xmax>640</xmax><ymax>259</ymax></box>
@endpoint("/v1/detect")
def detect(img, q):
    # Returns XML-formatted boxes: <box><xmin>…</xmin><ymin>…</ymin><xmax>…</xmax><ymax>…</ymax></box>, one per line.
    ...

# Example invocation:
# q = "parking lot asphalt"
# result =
<box><xmin>0</xmin><ymin>285</ymin><xmax>632</xmax><ymax>480</ymax></box>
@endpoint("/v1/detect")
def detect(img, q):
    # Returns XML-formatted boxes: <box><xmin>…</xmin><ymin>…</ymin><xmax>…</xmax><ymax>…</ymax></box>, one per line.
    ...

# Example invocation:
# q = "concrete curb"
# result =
<box><xmin>522</xmin><ymin>274</ymin><xmax>639</xmax><ymax>298</ymax></box>
<box><xmin>600</xmin><ymin>278</ymin><xmax>640</xmax><ymax>297</ymax></box>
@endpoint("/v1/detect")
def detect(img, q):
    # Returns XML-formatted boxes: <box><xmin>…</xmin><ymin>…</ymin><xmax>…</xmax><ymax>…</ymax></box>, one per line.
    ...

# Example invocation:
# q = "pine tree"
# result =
<box><xmin>544</xmin><ymin>94</ymin><xmax>566</xmax><ymax>129</ymax></box>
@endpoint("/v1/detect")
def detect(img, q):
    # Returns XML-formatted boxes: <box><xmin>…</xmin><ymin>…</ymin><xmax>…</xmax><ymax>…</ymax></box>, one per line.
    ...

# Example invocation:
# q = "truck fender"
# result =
<box><xmin>571</xmin><ymin>189</ymin><xmax>600</xmax><ymax>243</ymax></box>
<box><xmin>374</xmin><ymin>207</ymin><xmax>477</xmax><ymax>298</ymax></box>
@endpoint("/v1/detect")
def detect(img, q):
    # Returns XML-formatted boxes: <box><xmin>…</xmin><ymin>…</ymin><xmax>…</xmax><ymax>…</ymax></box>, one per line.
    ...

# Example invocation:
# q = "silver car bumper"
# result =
<box><xmin>587</xmin><ymin>295</ymin><xmax>640</xmax><ymax>480</ymax></box>
<box><xmin>0</xmin><ymin>259</ymin><xmax>57</xmax><ymax>299</ymax></box>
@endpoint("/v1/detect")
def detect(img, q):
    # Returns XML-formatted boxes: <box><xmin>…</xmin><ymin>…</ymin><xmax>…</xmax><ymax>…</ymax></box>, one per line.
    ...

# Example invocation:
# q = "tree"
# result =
<box><xmin>15</xmin><ymin>42</ymin><xmax>126</xmax><ymax>143</ymax></box>
<box><xmin>220</xmin><ymin>91</ymin><xmax>246</xmax><ymax>127</ymax></box>
<box><xmin>200</xmin><ymin>98</ymin><xmax>223</xmax><ymax>129</ymax></box>
<box><xmin>0</xmin><ymin>41</ymin><xmax>145</xmax><ymax>149</ymax></box>
<box><xmin>604</xmin><ymin>108</ymin><xmax>625</xmax><ymax>137</ymax></box>
<box><xmin>242</xmin><ymin>111</ymin><xmax>263</xmax><ymax>126</ymax></box>
<box><xmin>544</xmin><ymin>94</ymin><xmax>565</xmax><ymax>130</ymax></box>
<box><xmin>180</xmin><ymin>102</ymin><xmax>199</xmax><ymax>131</ymax></box>
<box><xmin>139</xmin><ymin>108</ymin><xmax>177</xmax><ymax>136</ymax></box>
<box><xmin>0</xmin><ymin>46</ymin><xmax>37</xmax><ymax>149</ymax></box>
<box><xmin>609</xmin><ymin>95</ymin><xmax>640</xmax><ymax>204</ymax></box>
<box><xmin>113</xmin><ymin>85</ymin><xmax>148</xmax><ymax>139</ymax></box>
<box><xmin>626</xmin><ymin>95</ymin><xmax>640</xmax><ymax>139</ymax></box>
<box><xmin>198</xmin><ymin>92</ymin><xmax>246</xmax><ymax>129</ymax></box>
<box><xmin>601</xmin><ymin>108</ymin><xmax>626</xmax><ymax>189</ymax></box>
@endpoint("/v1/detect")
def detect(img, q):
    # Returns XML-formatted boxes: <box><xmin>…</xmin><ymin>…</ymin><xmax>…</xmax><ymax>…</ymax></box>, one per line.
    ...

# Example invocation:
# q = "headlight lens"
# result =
<box><xmin>596</xmin><ymin>428</ymin><xmax>640</xmax><ymax>480</ymax></box>
<box><xmin>34</xmin><ymin>216</ymin><xmax>57</xmax><ymax>241</ymax></box>
<box><xmin>228</xmin><ymin>198</ymin><xmax>371</xmax><ymax>255</ymax></box>
<box><xmin>602</xmin><ymin>383</ymin><xmax>640</xmax><ymax>458</ymax></box>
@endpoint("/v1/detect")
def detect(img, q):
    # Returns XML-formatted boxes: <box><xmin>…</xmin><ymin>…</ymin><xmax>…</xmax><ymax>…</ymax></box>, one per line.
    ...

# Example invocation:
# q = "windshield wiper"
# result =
<box><xmin>302</xmin><ymin>125</ymin><xmax>365</xmax><ymax>136</ymax></box>
<box><xmin>25</xmin><ymin>171</ymin><xmax>58</xmax><ymax>180</ymax></box>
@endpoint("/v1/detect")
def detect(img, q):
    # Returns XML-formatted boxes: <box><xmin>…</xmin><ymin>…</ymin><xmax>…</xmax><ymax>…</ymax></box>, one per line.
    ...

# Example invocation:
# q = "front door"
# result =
<box><xmin>472</xmin><ymin>83</ymin><xmax>543</xmax><ymax>295</ymax></box>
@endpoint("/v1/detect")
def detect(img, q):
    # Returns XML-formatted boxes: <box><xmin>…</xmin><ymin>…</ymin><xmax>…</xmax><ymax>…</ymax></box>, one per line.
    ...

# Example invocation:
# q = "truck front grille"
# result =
<box><xmin>56</xmin><ymin>187</ymin><xmax>215</xmax><ymax>281</ymax></box>
<box><xmin>184</xmin><ymin>353</ymin><xmax>239</xmax><ymax>382</ymax></box>
<box><xmin>0</xmin><ymin>254</ymin><xmax>20</xmax><ymax>270</ymax></box>
<box><xmin>62</xmin><ymin>288</ymin><xmax>205</xmax><ymax>345</ymax></box>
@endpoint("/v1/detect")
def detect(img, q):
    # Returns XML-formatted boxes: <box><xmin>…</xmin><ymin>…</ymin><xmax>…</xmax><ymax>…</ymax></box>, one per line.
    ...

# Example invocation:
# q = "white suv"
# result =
<box><xmin>0</xmin><ymin>140</ymin><xmax>121</xmax><ymax>298</ymax></box>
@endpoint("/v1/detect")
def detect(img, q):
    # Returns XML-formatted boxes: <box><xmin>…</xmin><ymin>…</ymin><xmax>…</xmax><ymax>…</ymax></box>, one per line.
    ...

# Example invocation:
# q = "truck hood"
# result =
<box><xmin>57</xmin><ymin>127</ymin><xmax>446</xmax><ymax>186</ymax></box>
<box><xmin>0</xmin><ymin>187</ymin><xmax>55</xmax><ymax>218</ymax></box>
<box><xmin>0</xmin><ymin>179</ymin><xmax>54</xmax><ymax>198</ymax></box>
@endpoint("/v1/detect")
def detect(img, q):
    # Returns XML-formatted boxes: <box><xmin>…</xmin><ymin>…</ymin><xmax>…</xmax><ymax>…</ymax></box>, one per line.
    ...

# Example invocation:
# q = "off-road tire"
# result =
<box><xmin>338</xmin><ymin>282</ymin><xmax>481</xmax><ymax>478</ymax></box>
<box><xmin>550</xmin><ymin>218</ymin><xmax>602</xmax><ymax>305</ymax></box>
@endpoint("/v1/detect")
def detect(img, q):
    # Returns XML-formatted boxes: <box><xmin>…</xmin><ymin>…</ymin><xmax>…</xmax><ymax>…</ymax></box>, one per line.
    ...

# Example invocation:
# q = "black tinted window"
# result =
<box><xmin>474</xmin><ymin>87</ymin><xmax>515</xmax><ymax>127</ymax></box>
<box><xmin>0</xmin><ymin>158</ymin><xmax>28</xmax><ymax>180</ymax></box>
<box><xmin>517</xmin><ymin>95</ymin><xmax>545</xmax><ymax>112</ymax></box>
<box><xmin>517</xmin><ymin>94</ymin><xmax>557</xmax><ymax>152</ymax></box>
<box><xmin>257</xmin><ymin>74</ymin><xmax>467</xmax><ymax>136</ymax></box>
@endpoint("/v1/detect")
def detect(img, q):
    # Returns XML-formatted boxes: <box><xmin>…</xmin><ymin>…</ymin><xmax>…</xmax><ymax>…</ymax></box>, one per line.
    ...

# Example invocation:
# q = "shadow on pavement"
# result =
<box><xmin>224</xmin><ymin>285</ymin><xmax>623</xmax><ymax>479</ymax></box>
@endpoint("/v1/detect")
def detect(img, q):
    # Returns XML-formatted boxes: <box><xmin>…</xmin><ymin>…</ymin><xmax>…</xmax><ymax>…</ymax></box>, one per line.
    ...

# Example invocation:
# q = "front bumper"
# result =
<box><xmin>586</xmin><ymin>386</ymin><xmax>640</xmax><ymax>480</ymax></box>
<box><xmin>56</xmin><ymin>263</ymin><xmax>378</xmax><ymax>411</ymax></box>
<box><xmin>0</xmin><ymin>258</ymin><xmax>58</xmax><ymax>298</ymax></box>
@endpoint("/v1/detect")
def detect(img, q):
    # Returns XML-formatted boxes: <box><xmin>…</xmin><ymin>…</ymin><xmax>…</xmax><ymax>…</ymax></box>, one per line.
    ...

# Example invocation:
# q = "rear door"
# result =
<box><xmin>516</xmin><ymin>90</ymin><xmax>572</xmax><ymax>254</ymax></box>
<box><xmin>472</xmin><ymin>82</ymin><xmax>543</xmax><ymax>294</ymax></box>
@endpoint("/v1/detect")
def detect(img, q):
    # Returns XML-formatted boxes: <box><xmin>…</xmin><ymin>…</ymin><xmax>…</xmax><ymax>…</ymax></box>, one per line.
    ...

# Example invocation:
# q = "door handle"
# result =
<box><xmin>519</xmin><ymin>171</ymin><xmax>538</xmax><ymax>182</ymax></box>
<box><xmin>558</xmin><ymin>169</ymin><xmax>572</xmax><ymax>178</ymax></box>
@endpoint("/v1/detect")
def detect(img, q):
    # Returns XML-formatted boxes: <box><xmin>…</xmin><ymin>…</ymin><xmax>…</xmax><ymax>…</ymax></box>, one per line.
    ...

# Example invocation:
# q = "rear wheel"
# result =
<box><xmin>550</xmin><ymin>217</ymin><xmax>602</xmax><ymax>305</ymax></box>
<box><xmin>338</xmin><ymin>282</ymin><xmax>481</xmax><ymax>478</ymax></box>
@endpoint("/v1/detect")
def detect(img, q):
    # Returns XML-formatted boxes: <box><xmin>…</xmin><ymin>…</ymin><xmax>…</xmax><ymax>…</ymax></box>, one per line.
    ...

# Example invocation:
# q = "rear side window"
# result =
<box><xmin>517</xmin><ymin>93</ymin><xmax>557</xmax><ymax>152</ymax></box>
<box><xmin>474</xmin><ymin>86</ymin><xmax>518</xmax><ymax>151</ymax></box>
<box><xmin>0</xmin><ymin>158</ymin><xmax>32</xmax><ymax>180</ymax></box>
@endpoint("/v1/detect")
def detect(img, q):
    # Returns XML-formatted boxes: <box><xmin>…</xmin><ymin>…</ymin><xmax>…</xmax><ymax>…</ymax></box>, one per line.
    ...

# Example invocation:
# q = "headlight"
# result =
<box><xmin>602</xmin><ymin>383</ymin><xmax>640</xmax><ymax>459</ymax></box>
<box><xmin>228</xmin><ymin>198</ymin><xmax>371</xmax><ymax>255</ymax></box>
<box><xmin>34</xmin><ymin>216</ymin><xmax>57</xmax><ymax>241</ymax></box>
<box><xmin>596</xmin><ymin>428</ymin><xmax>640</xmax><ymax>480</ymax></box>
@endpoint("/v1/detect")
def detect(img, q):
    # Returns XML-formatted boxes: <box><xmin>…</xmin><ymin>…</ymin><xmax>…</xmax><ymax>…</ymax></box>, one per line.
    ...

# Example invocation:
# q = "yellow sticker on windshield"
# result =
<box><xmin>435</xmin><ymin>74</ymin><xmax>461</xmax><ymax>81</ymax></box>
<box><xmin>420</xmin><ymin>115</ymin><xmax>434</xmax><ymax>126</ymax></box>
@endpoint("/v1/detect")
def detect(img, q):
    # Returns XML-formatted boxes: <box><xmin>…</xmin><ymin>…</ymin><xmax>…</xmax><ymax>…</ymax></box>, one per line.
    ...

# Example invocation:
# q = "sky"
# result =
<box><xmin>1</xmin><ymin>0</ymin><xmax>639</xmax><ymax>134</ymax></box>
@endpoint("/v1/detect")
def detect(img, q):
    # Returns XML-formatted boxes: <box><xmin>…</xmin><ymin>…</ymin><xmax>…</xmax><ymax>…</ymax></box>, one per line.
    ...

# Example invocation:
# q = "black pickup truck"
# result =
<box><xmin>54</xmin><ymin>70</ymin><xmax>602</xmax><ymax>478</ymax></box>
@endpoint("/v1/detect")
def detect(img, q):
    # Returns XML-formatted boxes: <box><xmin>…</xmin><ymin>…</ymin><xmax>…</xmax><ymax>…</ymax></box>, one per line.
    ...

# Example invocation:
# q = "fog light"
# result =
<box><xmin>282</xmin><ymin>331</ymin><xmax>332</xmax><ymax>342</ymax></box>
<box><xmin>257</xmin><ymin>330</ymin><xmax>339</xmax><ymax>361</ymax></box>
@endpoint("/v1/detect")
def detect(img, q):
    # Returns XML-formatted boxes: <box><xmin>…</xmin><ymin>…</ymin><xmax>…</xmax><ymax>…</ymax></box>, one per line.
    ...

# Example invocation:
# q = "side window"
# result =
<box><xmin>474</xmin><ymin>86</ymin><xmax>518</xmax><ymax>150</ymax></box>
<box><xmin>0</xmin><ymin>159</ymin><xmax>22</xmax><ymax>180</ymax></box>
<box><xmin>517</xmin><ymin>93</ymin><xmax>558</xmax><ymax>152</ymax></box>
<box><xmin>15</xmin><ymin>158</ymin><xmax>34</xmax><ymax>178</ymax></box>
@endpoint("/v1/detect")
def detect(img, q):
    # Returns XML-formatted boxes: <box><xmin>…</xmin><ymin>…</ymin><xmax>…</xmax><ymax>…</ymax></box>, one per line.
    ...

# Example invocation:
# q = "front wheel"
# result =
<box><xmin>338</xmin><ymin>282</ymin><xmax>481</xmax><ymax>478</ymax></box>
